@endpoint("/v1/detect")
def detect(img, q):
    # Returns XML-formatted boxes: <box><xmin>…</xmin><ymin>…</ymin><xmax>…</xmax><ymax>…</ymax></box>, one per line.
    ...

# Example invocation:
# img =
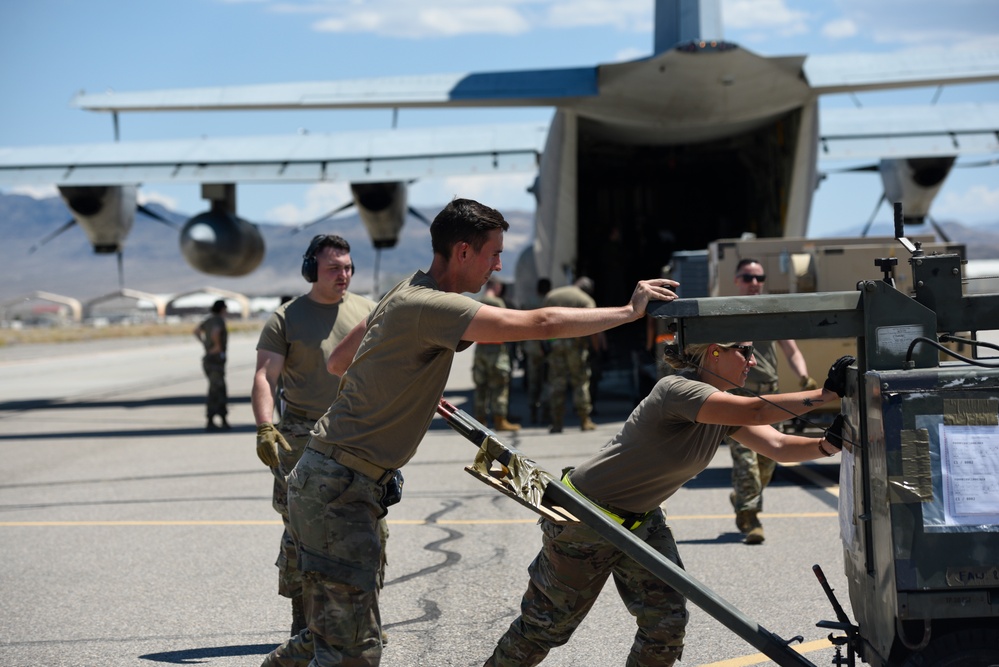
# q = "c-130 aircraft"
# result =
<box><xmin>0</xmin><ymin>0</ymin><xmax>997</xmax><ymax>301</ymax></box>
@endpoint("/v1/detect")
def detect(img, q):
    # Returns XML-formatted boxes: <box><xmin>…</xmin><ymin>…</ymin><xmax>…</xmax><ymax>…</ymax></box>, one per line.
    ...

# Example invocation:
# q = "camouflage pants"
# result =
<box><xmin>522</xmin><ymin>340</ymin><xmax>546</xmax><ymax>407</ymax></box>
<box><xmin>546</xmin><ymin>340</ymin><xmax>591</xmax><ymax>421</ymax></box>
<box><xmin>485</xmin><ymin>511</ymin><xmax>687</xmax><ymax>667</ymax></box>
<box><xmin>727</xmin><ymin>381</ymin><xmax>779</xmax><ymax>513</ymax></box>
<box><xmin>271</xmin><ymin>412</ymin><xmax>319</xmax><ymax>599</ymax></box>
<box><xmin>267</xmin><ymin>445</ymin><xmax>389</xmax><ymax>667</ymax></box>
<box><xmin>201</xmin><ymin>354</ymin><xmax>227</xmax><ymax>418</ymax></box>
<box><xmin>473</xmin><ymin>344</ymin><xmax>512</xmax><ymax>417</ymax></box>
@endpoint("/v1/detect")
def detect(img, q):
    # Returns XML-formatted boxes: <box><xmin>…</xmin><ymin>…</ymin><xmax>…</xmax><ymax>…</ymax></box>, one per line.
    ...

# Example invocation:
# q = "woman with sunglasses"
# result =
<box><xmin>483</xmin><ymin>342</ymin><xmax>853</xmax><ymax>667</ymax></box>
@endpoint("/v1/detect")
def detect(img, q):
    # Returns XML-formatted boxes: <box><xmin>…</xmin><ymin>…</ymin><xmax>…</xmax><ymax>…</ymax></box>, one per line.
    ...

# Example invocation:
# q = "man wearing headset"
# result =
<box><xmin>251</xmin><ymin>234</ymin><xmax>378</xmax><ymax>649</ymax></box>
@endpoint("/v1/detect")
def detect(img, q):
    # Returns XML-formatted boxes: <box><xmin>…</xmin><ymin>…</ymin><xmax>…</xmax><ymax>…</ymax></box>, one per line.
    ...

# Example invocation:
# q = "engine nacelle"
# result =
<box><xmin>351</xmin><ymin>182</ymin><xmax>407</xmax><ymax>249</ymax></box>
<box><xmin>57</xmin><ymin>185</ymin><xmax>137</xmax><ymax>253</ymax></box>
<box><xmin>879</xmin><ymin>156</ymin><xmax>956</xmax><ymax>225</ymax></box>
<box><xmin>179</xmin><ymin>207</ymin><xmax>265</xmax><ymax>276</ymax></box>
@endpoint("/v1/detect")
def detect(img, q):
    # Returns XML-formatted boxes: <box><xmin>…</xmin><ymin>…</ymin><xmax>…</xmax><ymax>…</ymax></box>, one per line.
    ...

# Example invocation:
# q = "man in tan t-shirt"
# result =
<box><xmin>251</xmin><ymin>234</ymin><xmax>376</xmax><ymax>643</ymax></box>
<box><xmin>542</xmin><ymin>277</ymin><xmax>602</xmax><ymax>433</ymax></box>
<box><xmin>261</xmin><ymin>198</ymin><xmax>680</xmax><ymax>667</ymax></box>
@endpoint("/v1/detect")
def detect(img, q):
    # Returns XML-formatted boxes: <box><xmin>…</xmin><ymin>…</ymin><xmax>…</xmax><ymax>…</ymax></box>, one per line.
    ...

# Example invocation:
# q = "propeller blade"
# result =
<box><xmin>117</xmin><ymin>250</ymin><xmax>125</xmax><ymax>290</ymax></box>
<box><xmin>956</xmin><ymin>157</ymin><xmax>999</xmax><ymax>168</ymax></box>
<box><xmin>860</xmin><ymin>192</ymin><xmax>887</xmax><ymax>238</ymax></box>
<box><xmin>407</xmin><ymin>206</ymin><xmax>432</xmax><ymax>226</ymax></box>
<box><xmin>373</xmin><ymin>247</ymin><xmax>382</xmax><ymax>297</ymax></box>
<box><xmin>827</xmin><ymin>163</ymin><xmax>880</xmax><ymax>174</ymax></box>
<box><xmin>28</xmin><ymin>218</ymin><xmax>77</xmax><ymax>254</ymax></box>
<box><xmin>925</xmin><ymin>214</ymin><xmax>952</xmax><ymax>243</ymax></box>
<box><xmin>291</xmin><ymin>200</ymin><xmax>356</xmax><ymax>234</ymax></box>
<box><xmin>137</xmin><ymin>204</ymin><xmax>179</xmax><ymax>229</ymax></box>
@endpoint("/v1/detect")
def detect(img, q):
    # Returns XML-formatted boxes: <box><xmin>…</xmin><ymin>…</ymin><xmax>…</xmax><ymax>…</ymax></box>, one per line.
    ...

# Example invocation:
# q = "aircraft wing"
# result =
<box><xmin>818</xmin><ymin>102</ymin><xmax>999</xmax><ymax>160</ymax></box>
<box><xmin>0</xmin><ymin>123</ymin><xmax>548</xmax><ymax>186</ymax></box>
<box><xmin>70</xmin><ymin>51</ymin><xmax>999</xmax><ymax>115</ymax></box>
<box><xmin>72</xmin><ymin>68</ymin><xmax>599</xmax><ymax>112</ymax></box>
<box><xmin>804</xmin><ymin>50</ymin><xmax>999</xmax><ymax>93</ymax></box>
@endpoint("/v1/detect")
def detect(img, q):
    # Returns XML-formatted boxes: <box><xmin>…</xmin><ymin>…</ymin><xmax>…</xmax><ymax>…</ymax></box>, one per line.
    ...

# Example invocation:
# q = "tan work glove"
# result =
<box><xmin>256</xmin><ymin>422</ymin><xmax>291</xmax><ymax>468</ymax></box>
<box><xmin>800</xmin><ymin>375</ymin><xmax>819</xmax><ymax>391</ymax></box>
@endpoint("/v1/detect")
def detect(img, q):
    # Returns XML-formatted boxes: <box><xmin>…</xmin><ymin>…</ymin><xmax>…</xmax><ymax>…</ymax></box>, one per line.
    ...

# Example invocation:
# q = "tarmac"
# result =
<box><xmin>0</xmin><ymin>329</ymin><xmax>850</xmax><ymax>667</ymax></box>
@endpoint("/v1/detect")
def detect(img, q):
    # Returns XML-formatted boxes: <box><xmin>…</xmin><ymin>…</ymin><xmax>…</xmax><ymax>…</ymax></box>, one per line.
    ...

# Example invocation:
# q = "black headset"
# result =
<box><xmin>301</xmin><ymin>234</ymin><xmax>354</xmax><ymax>282</ymax></box>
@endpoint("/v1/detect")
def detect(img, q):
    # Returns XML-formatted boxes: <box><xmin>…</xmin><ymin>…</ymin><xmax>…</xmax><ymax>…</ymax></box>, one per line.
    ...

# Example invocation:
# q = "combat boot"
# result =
<box><xmin>735</xmin><ymin>509</ymin><xmax>753</xmax><ymax>534</ymax></box>
<box><xmin>579</xmin><ymin>414</ymin><xmax>596</xmax><ymax>431</ymax></box>
<box><xmin>261</xmin><ymin>629</ymin><xmax>314</xmax><ymax>667</ymax></box>
<box><xmin>744</xmin><ymin>511</ymin><xmax>765</xmax><ymax>545</ymax></box>
<box><xmin>493</xmin><ymin>415</ymin><xmax>521</xmax><ymax>432</ymax></box>
<box><xmin>549</xmin><ymin>415</ymin><xmax>563</xmax><ymax>434</ymax></box>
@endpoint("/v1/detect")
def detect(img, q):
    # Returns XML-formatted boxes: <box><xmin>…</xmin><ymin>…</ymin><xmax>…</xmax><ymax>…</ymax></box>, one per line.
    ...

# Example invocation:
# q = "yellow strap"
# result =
<box><xmin>561</xmin><ymin>471</ymin><xmax>630</xmax><ymax>527</ymax></box>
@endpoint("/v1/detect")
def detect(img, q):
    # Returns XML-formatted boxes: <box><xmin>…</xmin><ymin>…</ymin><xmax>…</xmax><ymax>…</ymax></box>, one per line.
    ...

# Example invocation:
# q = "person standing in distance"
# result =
<box><xmin>194</xmin><ymin>299</ymin><xmax>229</xmax><ymax>432</ymax></box>
<box><xmin>522</xmin><ymin>278</ymin><xmax>552</xmax><ymax>424</ymax></box>
<box><xmin>252</xmin><ymin>234</ymin><xmax>378</xmax><ymax>649</ymax></box>
<box><xmin>260</xmin><ymin>198</ymin><xmax>680</xmax><ymax>667</ymax></box>
<box><xmin>727</xmin><ymin>258</ymin><xmax>817</xmax><ymax>544</ymax></box>
<box><xmin>473</xmin><ymin>278</ymin><xmax>520</xmax><ymax>432</ymax></box>
<box><xmin>542</xmin><ymin>277</ymin><xmax>602</xmax><ymax>433</ymax></box>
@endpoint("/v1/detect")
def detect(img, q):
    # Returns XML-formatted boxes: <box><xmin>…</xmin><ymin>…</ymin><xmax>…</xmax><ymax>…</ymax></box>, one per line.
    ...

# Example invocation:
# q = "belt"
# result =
<box><xmin>307</xmin><ymin>441</ymin><xmax>395</xmax><ymax>485</ymax></box>
<box><xmin>284</xmin><ymin>405</ymin><xmax>325</xmax><ymax>422</ymax></box>
<box><xmin>561</xmin><ymin>472</ymin><xmax>650</xmax><ymax>531</ymax></box>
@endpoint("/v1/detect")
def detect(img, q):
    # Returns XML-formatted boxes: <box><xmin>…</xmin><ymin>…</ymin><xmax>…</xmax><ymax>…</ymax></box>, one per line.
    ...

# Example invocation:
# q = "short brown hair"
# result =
<box><xmin>430</xmin><ymin>198</ymin><xmax>509</xmax><ymax>259</ymax></box>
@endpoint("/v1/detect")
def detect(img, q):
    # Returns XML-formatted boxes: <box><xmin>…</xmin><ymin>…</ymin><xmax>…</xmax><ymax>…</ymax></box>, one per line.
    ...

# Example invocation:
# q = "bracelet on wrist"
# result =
<box><xmin>817</xmin><ymin>440</ymin><xmax>833</xmax><ymax>457</ymax></box>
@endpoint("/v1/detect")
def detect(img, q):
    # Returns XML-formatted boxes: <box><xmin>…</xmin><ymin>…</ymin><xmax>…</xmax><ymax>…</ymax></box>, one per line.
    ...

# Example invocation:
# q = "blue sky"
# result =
<box><xmin>1</xmin><ymin>0</ymin><xmax>997</xmax><ymax>239</ymax></box>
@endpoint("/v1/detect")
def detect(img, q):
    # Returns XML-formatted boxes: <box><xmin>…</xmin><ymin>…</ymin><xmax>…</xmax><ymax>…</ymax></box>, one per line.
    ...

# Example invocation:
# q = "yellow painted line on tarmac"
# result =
<box><xmin>0</xmin><ymin>513</ymin><xmax>836</xmax><ymax>527</ymax></box>
<box><xmin>700</xmin><ymin>638</ymin><xmax>833</xmax><ymax>666</ymax></box>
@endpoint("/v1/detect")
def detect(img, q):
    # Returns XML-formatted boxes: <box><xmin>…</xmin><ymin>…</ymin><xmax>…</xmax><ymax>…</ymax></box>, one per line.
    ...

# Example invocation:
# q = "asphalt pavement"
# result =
<box><xmin>0</xmin><ymin>330</ymin><xmax>849</xmax><ymax>667</ymax></box>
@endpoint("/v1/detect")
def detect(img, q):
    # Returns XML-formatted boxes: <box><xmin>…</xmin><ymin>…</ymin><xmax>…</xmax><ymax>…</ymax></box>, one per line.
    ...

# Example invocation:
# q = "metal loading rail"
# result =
<box><xmin>436</xmin><ymin>398</ymin><xmax>820</xmax><ymax>667</ymax></box>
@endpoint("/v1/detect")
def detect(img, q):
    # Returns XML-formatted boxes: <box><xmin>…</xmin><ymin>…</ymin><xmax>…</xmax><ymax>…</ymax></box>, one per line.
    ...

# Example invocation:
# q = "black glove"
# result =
<box><xmin>824</xmin><ymin>355</ymin><xmax>855</xmax><ymax>397</ymax></box>
<box><xmin>824</xmin><ymin>414</ymin><xmax>845</xmax><ymax>450</ymax></box>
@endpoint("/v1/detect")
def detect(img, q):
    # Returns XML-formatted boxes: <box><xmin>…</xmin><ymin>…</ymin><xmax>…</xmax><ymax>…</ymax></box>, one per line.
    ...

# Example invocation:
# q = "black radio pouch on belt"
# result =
<box><xmin>381</xmin><ymin>470</ymin><xmax>404</xmax><ymax>510</ymax></box>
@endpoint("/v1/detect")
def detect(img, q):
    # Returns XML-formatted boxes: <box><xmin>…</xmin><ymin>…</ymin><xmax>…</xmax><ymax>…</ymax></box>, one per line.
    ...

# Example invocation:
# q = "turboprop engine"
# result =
<box><xmin>179</xmin><ymin>202</ymin><xmax>264</xmax><ymax>277</ymax></box>
<box><xmin>57</xmin><ymin>185</ymin><xmax>137</xmax><ymax>253</ymax></box>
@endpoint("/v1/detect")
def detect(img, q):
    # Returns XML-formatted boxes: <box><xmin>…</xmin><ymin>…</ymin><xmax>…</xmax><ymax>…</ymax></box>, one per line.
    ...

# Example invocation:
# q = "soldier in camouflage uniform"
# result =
<box><xmin>261</xmin><ymin>199</ymin><xmax>681</xmax><ymax>667</ymax></box>
<box><xmin>726</xmin><ymin>259</ymin><xmax>815</xmax><ymax>545</ymax></box>
<box><xmin>473</xmin><ymin>278</ymin><xmax>520</xmax><ymax>431</ymax></box>
<box><xmin>542</xmin><ymin>277</ymin><xmax>601</xmax><ymax>433</ymax></box>
<box><xmin>252</xmin><ymin>235</ymin><xmax>377</xmax><ymax>659</ymax></box>
<box><xmin>194</xmin><ymin>299</ymin><xmax>229</xmax><ymax>431</ymax></box>
<box><xmin>522</xmin><ymin>278</ymin><xmax>551</xmax><ymax>424</ymax></box>
<box><xmin>485</xmin><ymin>343</ymin><xmax>851</xmax><ymax>667</ymax></box>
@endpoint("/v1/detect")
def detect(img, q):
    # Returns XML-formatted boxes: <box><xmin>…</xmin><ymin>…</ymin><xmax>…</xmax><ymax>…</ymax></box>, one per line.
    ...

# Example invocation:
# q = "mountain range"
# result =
<box><xmin>0</xmin><ymin>193</ymin><xmax>533</xmax><ymax>302</ymax></box>
<box><xmin>1</xmin><ymin>191</ymin><xmax>997</xmax><ymax>303</ymax></box>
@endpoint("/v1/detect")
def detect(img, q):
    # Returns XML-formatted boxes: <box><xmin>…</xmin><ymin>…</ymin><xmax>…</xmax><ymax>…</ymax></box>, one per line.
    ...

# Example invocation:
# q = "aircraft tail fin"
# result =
<box><xmin>654</xmin><ymin>0</ymin><xmax>724</xmax><ymax>54</ymax></box>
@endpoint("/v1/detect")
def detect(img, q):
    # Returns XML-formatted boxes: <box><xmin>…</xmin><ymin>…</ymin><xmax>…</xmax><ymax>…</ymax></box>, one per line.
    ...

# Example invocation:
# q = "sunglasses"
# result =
<box><xmin>737</xmin><ymin>273</ymin><xmax>766</xmax><ymax>283</ymax></box>
<box><xmin>721</xmin><ymin>344</ymin><xmax>755</xmax><ymax>361</ymax></box>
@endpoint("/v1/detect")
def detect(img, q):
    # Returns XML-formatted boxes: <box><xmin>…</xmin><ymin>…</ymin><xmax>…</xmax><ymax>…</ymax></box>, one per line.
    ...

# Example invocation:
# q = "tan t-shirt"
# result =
<box><xmin>312</xmin><ymin>271</ymin><xmax>482</xmax><ymax>469</ymax></box>
<box><xmin>746</xmin><ymin>340</ymin><xmax>779</xmax><ymax>388</ymax></box>
<box><xmin>570</xmin><ymin>373</ymin><xmax>740</xmax><ymax>514</ymax></box>
<box><xmin>257</xmin><ymin>292</ymin><xmax>376</xmax><ymax>418</ymax></box>
<box><xmin>542</xmin><ymin>285</ymin><xmax>596</xmax><ymax>310</ymax></box>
